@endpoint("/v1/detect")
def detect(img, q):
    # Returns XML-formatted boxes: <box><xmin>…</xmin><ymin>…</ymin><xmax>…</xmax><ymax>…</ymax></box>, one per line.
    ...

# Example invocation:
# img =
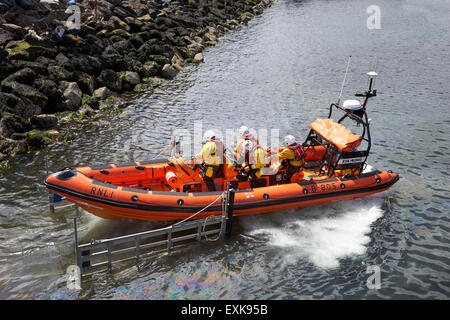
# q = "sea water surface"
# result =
<box><xmin>0</xmin><ymin>0</ymin><xmax>449</xmax><ymax>299</ymax></box>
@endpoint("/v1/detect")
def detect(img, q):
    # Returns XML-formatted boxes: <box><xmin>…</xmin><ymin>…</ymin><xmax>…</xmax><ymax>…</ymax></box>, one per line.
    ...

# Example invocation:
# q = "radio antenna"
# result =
<box><xmin>337</xmin><ymin>56</ymin><xmax>352</xmax><ymax>106</ymax></box>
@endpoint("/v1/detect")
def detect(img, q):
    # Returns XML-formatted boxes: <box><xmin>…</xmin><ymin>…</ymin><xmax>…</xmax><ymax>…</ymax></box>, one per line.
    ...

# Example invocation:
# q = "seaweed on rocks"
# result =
<box><xmin>0</xmin><ymin>0</ymin><xmax>276</xmax><ymax>163</ymax></box>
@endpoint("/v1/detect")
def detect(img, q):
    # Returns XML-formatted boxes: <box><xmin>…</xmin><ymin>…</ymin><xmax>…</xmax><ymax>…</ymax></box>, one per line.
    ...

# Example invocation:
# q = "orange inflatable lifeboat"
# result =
<box><xmin>44</xmin><ymin>71</ymin><xmax>399</xmax><ymax>221</ymax></box>
<box><xmin>44</xmin><ymin>154</ymin><xmax>398</xmax><ymax>221</ymax></box>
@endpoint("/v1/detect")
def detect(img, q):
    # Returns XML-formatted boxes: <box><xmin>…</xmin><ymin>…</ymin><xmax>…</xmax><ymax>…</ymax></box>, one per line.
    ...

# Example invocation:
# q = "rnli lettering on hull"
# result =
<box><xmin>90</xmin><ymin>186</ymin><xmax>114</xmax><ymax>199</ymax></box>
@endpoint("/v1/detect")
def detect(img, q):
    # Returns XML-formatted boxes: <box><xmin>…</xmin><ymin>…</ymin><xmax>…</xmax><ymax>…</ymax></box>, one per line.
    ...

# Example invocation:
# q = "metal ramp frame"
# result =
<box><xmin>74</xmin><ymin>214</ymin><xmax>226</xmax><ymax>275</ymax></box>
<box><xmin>50</xmin><ymin>184</ymin><xmax>236</xmax><ymax>276</ymax></box>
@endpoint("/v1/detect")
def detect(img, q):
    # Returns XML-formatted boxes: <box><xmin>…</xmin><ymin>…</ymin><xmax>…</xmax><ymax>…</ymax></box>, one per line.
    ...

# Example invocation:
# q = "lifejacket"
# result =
<box><xmin>242</xmin><ymin>133</ymin><xmax>257</xmax><ymax>143</ymax></box>
<box><xmin>235</xmin><ymin>135</ymin><xmax>257</xmax><ymax>162</ymax></box>
<box><xmin>286</xmin><ymin>143</ymin><xmax>306</xmax><ymax>161</ymax></box>
<box><xmin>243</xmin><ymin>144</ymin><xmax>266</xmax><ymax>169</ymax></box>
<box><xmin>208</xmin><ymin>138</ymin><xmax>224</xmax><ymax>158</ymax></box>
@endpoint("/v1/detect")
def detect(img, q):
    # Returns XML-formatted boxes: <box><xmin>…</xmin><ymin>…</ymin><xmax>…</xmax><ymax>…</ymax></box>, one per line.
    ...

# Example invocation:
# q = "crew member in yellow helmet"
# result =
<box><xmin>195</xmin><ymin>130</ymin><xmax>224</xmax><ymax>191</ymax></box>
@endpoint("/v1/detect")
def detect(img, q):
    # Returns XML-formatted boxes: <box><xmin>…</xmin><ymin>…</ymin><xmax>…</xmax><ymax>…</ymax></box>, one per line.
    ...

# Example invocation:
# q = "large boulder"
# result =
<box><xmin>0</xmin><ymin>81</ymin><xmax>47</xmax><ymax>108</ymax></box>
<box><xmin>174</xmin><ymin>47</ymin><xmax>193</xmax><ymax>59</ymax></box>
<box><xmin>143</xmin><ymin>61</ymin><xmax>161</xmax><ymax>77</ymax></box>
<box><xmin>0</xmin><ymin>92</ymin><xmax>21</xmax><ymax>114</ymax></box>
<box><xmin>171</xmin><ymin>55</ymin><xmax>185</xmax><ymax>71</ymax></box>
<box><xmin>70</xmin><ymin>55</ymin><xmax>104</xmax><ymax>76</ymax></box>
<box><xmin>0</xmin><ymin>92</ymin><xmax>40</xmax><ymax>119</ymax></box>
<box><xmin>96</xmin><ymin>1</ymin><xmax>115</xmax><ymax>18</ymax></box>
<box><xmin>62</xmin><ymin>34</ymin><xmax>88</xmax><ymax>51</ymax></box>
<box><xmin>114</xmin><ymin>5</ymin><xmax>137</xmax><ymax>20</ymax></box>
<box><xmin>187</xmin><ymin>41</ymin><xmax>204</xmax><ymax>54</ymax></box>
<box><xmin>25</xmin><ymin>131</ymin><xmax>49</xmax><ymax>148</ymax></box>
<box><xmin>1</xmin><ymin>67</ymin><xmax>36</xmax><ymax>85</ymax></box>
<box><xmin>150</xmin><ymin>54</ymin><xmax>171</xmax><ymax>67</ymax></box>
<box><xmin>124</xmin><ymin>17</ymin><xmax>143</xmax><ymax>32</ymax></box>
<box><xmin>0</xmin><ymin>24</ymin><xmax>25</xmax><ymax>37</ymax></box>
<box><xmin>4</xmin><ymin>41</ymin><xmax>33</xmax><ymax>61</ymax></box>
<box><xmin>5</xmin><ymin>40</ymin><xmax>56</xmax><ymax>61</ymax></box>
<box><xmin>33</xmin><ymin>78</ymin><xmax>64</xmax><ymax>113</ymax></box>
<box><xmin>82</xmin><ymin>96</ymin><xmax>100</xmax><ymax>110</ymax></box>
<box><xmin>0</xmin><ymin>113</ymin><xmax>32</xmax><ymax>138</ymax></box>
<box><xmin>154</xmin><ymin>16</ymin><xmax>178</xmax><ymax>30</ymax></box>
<box><xmin>111</xmin><ymin>39</ymin><xmax>133</xmax><ymax>55</ymax></box>
<box><xmin>30</xmin><ymin>114</ymin><xmax>58</xmax><ymax>129</ymax></box>
<box><xmin>93</xmin><ymin>87</ymin><xmax>112</xmax><ymax>100</ymax></box>
<box><xmin>145</xmin><ymin>29</ymin><xmax>163</xmax><ymax>41</ymax></box>
<box><xmin>55</xmin><ymin>53</ymin><xmax>74</xmax><ymax>72</ymax></box>
<box><xmin>193</xmin><ymin>53</ymin><xmax>204</xmax><ymax>63</ymax></box>
<box><xmin>127</xmin><ymin>59</ymin><xmax>144</xmax><ymax>77</ymax></box>
<box><xmin>122</xmin><ymin>71</ymin><xmax>140</xmax><ymax>90</ymax></box>
<box><xmin>9</xmin><ymin>59</ymin><xmax>48</xmax><ymax>76</ymax></box>
<box><xmin>47</xmin><ymin>64</ymin><xmax>73</xmax><ymax>82</ymax></box>
<box><xmin>77</xmin><ymin>104</ymin><xmax>95</xmax><ymax>118</ymax></box>
<box><xmin>137</xmin><ymin>42</ymin><xmax>152</xmax><ymax>59</ymax></box>
<box><xmin>110</xmin><ymin>29</ymin><xmax>131</xmax><ymax>39</ymax></box>
<box><xmin>129</xmin><ymin>33</ymin><xmax>145</xmax><ymax>49</ymax></box>
<box><xmin>0</xmin><ymin>138</ymin><xmax>28</xmax><ymax>158</ymax></box>
<box><xmin>238</xmin><ymin>12</ymin><xmax>255</xmax><ymax>24</ymax></box>
<box><xmin>101</xmin><ymin>53</ymin><xmax>129</xmax><ymax>72</ymax></box>
<box><xmin>107</xmin><ymin>16</ymin><xmax>131</xmax><ymax>32</ymax></box>
<box><xmin>202</xmin><ymin>32</ymin><xmax>217</xmax><ymax>46</ymax></box>
<box><xmin>18</xmin><ymin>104</ymin><xmax>42</xmax><ymax>120</ymax></box>
<box><xmin>161</xmin><ymin>64</ymin><xmax>179</xmax><ymax>80</ymax></box>
<box><xmin>62</xmin><ymin>82</ymin><xmax>83</xmax><ymax>111</ymax></box>
<box><xmin>97</xmin><ymin>69</ymin><xmax>122</xmax><ymax>91</ymax></box>
<box><xmin>73</xmin><ymin>71</ymin><xmax>96</xmax><ymax>95</ymax></box>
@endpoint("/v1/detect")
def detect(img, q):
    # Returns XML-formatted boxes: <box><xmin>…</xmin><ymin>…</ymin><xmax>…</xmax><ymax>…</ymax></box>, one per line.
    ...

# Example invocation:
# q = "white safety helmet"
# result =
<box><xmin>238</xmin><ymin>125</ymin><xmax>250</xmax><ymax>137</ymax></box>
<box><xmin>241</xmin><ymin>140</ymin><xmax>254</xmax><ymax>153</ymax></box>
<box><xmin>284</xmin><ymin>135</ymin><xmax>296</xmax><ymax>146</ymax></box>
<box><xmin>203</xmin><ymin>130</ymin><xmax>216</xmax><ymax>143</ymax></box>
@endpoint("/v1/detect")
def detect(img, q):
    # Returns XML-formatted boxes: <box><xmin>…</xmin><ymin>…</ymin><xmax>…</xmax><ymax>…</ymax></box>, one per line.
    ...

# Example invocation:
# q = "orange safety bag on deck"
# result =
<box><xmin>309</xmin><ymin>119</ymin><xmax>361</xmax><ymax>152</ymax></box>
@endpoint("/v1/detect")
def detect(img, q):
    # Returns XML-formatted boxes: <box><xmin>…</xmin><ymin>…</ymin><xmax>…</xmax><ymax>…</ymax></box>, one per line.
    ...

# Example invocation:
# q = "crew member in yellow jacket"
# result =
<box><xmin>195</xmin><ymin>130</ymin><xmax>224</xmax><ymax>191</ymax></box>
<box><xmin>234</xmin><ymin>125</ymin><xmax>259</xmax><ymax>164</ymax></box>
<box><xmin>239</xmin><ymin>140</ymin><xmax>268</xmax><ymax>188</ymax></box>
<box><xmin>272</xmin><ymin>135</ymin><xmax>305</xmax><ymax>183</ymax></box>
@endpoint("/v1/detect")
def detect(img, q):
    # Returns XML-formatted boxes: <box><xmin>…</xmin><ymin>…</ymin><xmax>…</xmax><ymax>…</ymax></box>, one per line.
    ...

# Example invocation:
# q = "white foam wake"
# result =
<box><xmin>247</xmin><ymin>196</ymin><xmax>385</xmax><ymax>269</ymax></box>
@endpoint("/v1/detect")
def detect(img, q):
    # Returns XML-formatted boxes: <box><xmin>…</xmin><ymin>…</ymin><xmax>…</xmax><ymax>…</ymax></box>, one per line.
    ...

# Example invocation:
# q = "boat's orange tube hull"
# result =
<box><xmin>44</xmin><ymin>160</ymin><xmax>399</xmax><ymax>221</ymax></box>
